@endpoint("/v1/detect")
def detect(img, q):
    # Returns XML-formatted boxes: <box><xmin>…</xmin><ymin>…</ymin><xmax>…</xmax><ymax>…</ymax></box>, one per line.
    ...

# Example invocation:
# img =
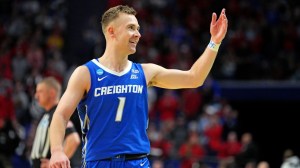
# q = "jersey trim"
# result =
<box><xmin>91</xmin><ymin>59</ymin><xmax>132</xmax><ymax>76</ymax></box>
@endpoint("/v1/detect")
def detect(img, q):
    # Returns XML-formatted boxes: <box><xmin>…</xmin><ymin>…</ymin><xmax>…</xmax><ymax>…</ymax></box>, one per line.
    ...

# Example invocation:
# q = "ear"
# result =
<box><xmin>49</xmin><ymin>88</ymin><xmax>57</xmax><ymax>99</ymax></box>
<box><xmin>107</xmin><ymin>26</ymin><xmax>115</xmax><ymax>38</ymax></box>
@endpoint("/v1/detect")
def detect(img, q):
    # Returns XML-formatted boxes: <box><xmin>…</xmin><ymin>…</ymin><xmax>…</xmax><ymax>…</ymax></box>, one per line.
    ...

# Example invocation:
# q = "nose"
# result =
<box><xmin>135</xmin><ymin>30</ymin><xmax>141</xmax><ymax>38</ymax></box>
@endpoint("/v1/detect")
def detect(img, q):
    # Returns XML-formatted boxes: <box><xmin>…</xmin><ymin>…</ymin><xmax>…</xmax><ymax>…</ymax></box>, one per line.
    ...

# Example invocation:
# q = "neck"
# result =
<box><xmin>99</xmin><ymin>52</ymin><xmax>129</xmax><ymax>72</ymax></box>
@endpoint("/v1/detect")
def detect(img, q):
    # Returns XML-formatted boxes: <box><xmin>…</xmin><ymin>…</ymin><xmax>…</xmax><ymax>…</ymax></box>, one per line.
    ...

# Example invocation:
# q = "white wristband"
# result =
<box><xmin>208</xmin><ymin>40</ymin><xmax>221</xmax><ymax>52</ymax></box>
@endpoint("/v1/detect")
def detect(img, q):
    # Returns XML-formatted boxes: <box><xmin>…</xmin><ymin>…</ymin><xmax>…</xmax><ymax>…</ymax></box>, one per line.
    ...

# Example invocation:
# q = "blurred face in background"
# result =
<box><xmin>35</xmin><ymin>83</ymin><xmax>53</xmax><ymax>109</ymax></box>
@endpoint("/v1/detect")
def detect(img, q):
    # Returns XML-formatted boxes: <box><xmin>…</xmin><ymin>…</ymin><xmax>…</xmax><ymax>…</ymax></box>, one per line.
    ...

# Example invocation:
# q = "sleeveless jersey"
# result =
<box><xmin>77</xmin><ymin>59</ymin><xmax>150</xmax><ymax>162</ymax></box>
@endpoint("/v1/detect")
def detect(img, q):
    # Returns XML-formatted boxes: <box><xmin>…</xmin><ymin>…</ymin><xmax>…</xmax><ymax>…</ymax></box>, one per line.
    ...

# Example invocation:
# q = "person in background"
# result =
<box><xmin>281</xmin><ymin>149</ymin><xmax>300</xmax><ymax>168</ymax></box>
<box><xmin>0</xmin><ymin>77</ymin><xmax>24</xmax><ymax>168</ymax></box>
<box><xmin>49</xmin><ymin>5</ymin><xmax>227</xmax><ymax>168</ymax></box>
<box><xmin>30</xmin><ymin>77</ymin><xmax>81</xmax><ymax>168</ymax></box>
<box><xmin>257</xmin><ymin>161</ymin><xmax>270</xmax><ymax>168</ymax></box>
<box><xmin>234</xmin><ymin>132</ymin><xmax>259</xmax><ymax>168</ymax></box>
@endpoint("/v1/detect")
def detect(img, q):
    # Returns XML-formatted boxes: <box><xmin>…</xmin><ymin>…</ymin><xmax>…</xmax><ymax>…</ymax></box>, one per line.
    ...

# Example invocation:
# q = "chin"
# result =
<box><xmin>129</xmin><ymin>48</ymin><xmax>136</xmax><ymax>55</ymax></box>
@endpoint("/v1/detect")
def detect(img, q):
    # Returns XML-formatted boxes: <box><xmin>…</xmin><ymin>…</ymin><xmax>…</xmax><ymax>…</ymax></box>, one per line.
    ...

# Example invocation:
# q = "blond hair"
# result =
<box><xmin>101</xmin><ymin>5</ymin><xmax>136</xmax><ymax>33</ymax></box>
<box><xmin>40</xmin><ymin>77</ymin><xmax>62</xmax><ymax>100</ymax></box>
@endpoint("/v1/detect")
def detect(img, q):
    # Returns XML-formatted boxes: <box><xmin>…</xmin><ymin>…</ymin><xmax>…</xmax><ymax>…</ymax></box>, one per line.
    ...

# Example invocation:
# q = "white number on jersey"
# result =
<box><xmin>115</xmin><ymin>97</ymin><xmax>126</xmax><ymax>122</ymax></box>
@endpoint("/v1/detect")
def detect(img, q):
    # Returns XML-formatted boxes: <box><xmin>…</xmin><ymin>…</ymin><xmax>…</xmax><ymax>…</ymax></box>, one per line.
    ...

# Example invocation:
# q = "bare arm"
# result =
<box><xmin>49</xmin><ymin>66</ymin><xmax>90</xmax><ymax>168</ymax></box>
<box><xmin>143</xmin><ymin>9</ymin><xmax>228</xmax><ymax>89</ymax></box>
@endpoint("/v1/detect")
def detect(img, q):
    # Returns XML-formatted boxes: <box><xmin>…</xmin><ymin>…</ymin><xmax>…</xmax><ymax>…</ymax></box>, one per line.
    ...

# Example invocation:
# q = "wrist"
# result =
<box><xmin>51</xmin><ymin>146</ymin><xmax>64</xmax><ymax>154</ymax></box>
<box><xmin>207</xmin><ymin>39</ymin><xmax>221</xmax><ymax>52</ymax></box>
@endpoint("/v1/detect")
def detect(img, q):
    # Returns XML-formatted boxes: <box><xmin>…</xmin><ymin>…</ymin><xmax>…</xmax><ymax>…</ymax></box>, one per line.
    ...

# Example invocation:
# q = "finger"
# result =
<box><xmin>221</xmin><ymin>18</ymin><xmax>228</xmax><ymax>35</ymax></box>
<box><xmin>222</xmin><ymin>12</ymin><xmax>228</xmax><ymax>26</ymax></box>
<box><xmin>41</xmin><ymin>164</ymin><xmax>48</xmax><ymax>168</ymax></box>
<box><xmin>40</xmin><ymin>159</ymin><xmax>49</xmax><ymax>168</ymax></box>
<box><xmin>220</xmin><ymin>8</ymin><xmax>225</xmax><ymax>17</ymax></box>
<box><xmin>50</xmin><ymin>162</ymin><xmax>60</xmax><ymax>168</ymax></box>
<box><xmin>61</xmin><ymin>160</ymin><xmax>70</xmax><ymax>168</ymax></box>
<box><xmin>41</xmin><ymin>158</ymin><xmax>49</xmax><ymax>163</ymax></box>
<box><xmin>211</xmin><ymin>12</ymin><xmax>217</xmax><ymax>26</ymax></box>
<box><xmin>219</xmin><ymin>9</ymin><xmax>227</xmax><ymax>26</ymax></box>
<box><xmin>67</xmin><ymin>160</ymin><xmax>71</xmax><ymax>168</ymax></box>
<box><xmin>222</xmin><ymin>8</ymin><xmax>227</xmax><ymax>19</ymax></box>
<box><xmin>60</xmin><ymin>162</ymin><xmax>65</xmax><ymax>168</ymax></box>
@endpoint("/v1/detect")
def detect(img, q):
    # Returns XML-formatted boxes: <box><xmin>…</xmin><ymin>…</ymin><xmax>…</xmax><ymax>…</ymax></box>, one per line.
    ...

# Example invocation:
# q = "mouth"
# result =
<box><xmin>130</xmin><ymin>40</ymin><xmax>137</xmax><ymax>45</ymax></box>
<box><xmin>129</xmin><ymin>40</ymin><xmax>138</xmax><ymax>49</ymax></box>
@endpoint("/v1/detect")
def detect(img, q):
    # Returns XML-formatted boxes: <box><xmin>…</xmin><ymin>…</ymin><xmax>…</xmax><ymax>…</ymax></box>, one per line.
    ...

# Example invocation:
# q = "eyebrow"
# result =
<box><xmin>128</xmin><ymin>24</ymin><xmax>140</xmax><ymax>30</ymax></box>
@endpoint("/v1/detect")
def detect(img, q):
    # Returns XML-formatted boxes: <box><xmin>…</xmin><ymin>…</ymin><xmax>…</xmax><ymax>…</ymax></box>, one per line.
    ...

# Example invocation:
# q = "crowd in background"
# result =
<box><xmin>0</xmin><ymin>0</ymin><xmax>300</xmax><ymax>168</ymax></box>
<box><xmin>103</xmin><ymin>0</ymin><xmax>300</xmax><ymax>81</ymax></box>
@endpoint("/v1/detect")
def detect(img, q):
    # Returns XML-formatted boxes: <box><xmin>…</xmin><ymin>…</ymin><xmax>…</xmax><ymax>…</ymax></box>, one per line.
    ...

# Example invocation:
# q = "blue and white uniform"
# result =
<box><xmin>77</xmin><ymin>59</ymin><xmax>150</xmax><ymax>167</ymax></box>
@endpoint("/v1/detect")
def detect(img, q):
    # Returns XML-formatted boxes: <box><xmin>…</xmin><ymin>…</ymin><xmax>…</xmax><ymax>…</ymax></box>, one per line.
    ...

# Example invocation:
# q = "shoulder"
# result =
<box><xmin>141</xmin><ymin>63</ymin><xmax>164</xmax><ymax>75</ymax></box>
<box><xmin>67</xmin><ymin>65</ymin><xmax>90</xmax><ymax>92</ymax></box>
<box><xmin>70</xmin><ymin>66</ymin><xmax>90</xmax><ymax>83</ymax></box>
<box><xmin>69</xmin><ymin>65</ymin><xmax>90</xmax><ymax>79</ymax></box>
<box><xmin>141</xmin><ymin>63</ymin><xmax>160</xmax><ymax>71</ymax></box>
<box><xmin>141</xmin><ymin>63</ymin><xmax>163</xmax><ymax>85</ymax></box>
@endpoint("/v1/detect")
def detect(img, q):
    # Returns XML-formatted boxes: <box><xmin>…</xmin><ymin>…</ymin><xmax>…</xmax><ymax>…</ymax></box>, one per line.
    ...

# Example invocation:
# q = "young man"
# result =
<box><xmin>49</xmin><ymin>5</ymin><xmax>228</xmax><ymax>168</ymax></box>
<box><xmin>30</xmin><ymin>77</ymin><xmax>81</xmax><ymax>168</ymax></box>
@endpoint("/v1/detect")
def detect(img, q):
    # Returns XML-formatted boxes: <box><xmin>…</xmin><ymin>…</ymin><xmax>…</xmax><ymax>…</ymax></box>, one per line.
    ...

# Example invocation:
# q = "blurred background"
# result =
<box><xmin>0</xmin><ymin>0</ymin><xmax>300</xmax><ymax>168</ymax></box>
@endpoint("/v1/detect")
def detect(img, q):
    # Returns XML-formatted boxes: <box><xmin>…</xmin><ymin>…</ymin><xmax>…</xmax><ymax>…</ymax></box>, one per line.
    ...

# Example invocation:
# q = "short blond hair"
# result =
<box><xmin>40</xmin><ymin>77</ymin><xmax>62</xmax><ymax>100</ymax></box>
<box><xmin>101</xmin><ymin>5</ymin><xmax>136</xmax><ymax>33</ymax></box>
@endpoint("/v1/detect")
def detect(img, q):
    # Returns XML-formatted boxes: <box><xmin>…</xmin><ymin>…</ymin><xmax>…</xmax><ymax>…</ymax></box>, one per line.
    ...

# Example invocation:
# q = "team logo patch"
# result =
<box><xmin>132</xmin><ymin>69</ymin><xmax>139</xmax><ymax>73</ymax></box>
<box><xmin>130</xmin><ymin>74</ymin><xmax>138</xmax><ymax>79</ymax></box>
<box><xmin>96</xmin><ymin>69</ymin><xmax>104</xmax><ymax>75</ymax></box>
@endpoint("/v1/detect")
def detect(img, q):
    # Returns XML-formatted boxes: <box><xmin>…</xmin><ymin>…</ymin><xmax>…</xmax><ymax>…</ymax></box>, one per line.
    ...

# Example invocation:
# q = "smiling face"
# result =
<box><xmin>112</xmin><ymin>13</ymin><xmax>141</xmax><ymax>55</ymax></box>
<box><xmin>101</xmin><ymin>5</ymin><xmax>141</xmax><ymax>56</ymax></box>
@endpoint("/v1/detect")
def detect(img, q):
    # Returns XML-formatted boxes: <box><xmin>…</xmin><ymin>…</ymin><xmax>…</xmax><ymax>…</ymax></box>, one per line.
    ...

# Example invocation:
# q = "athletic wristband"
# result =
<box><xmin>208</xmin><ymin>40</ymin><xmax>221</xmax><ymax>52</ymax></box>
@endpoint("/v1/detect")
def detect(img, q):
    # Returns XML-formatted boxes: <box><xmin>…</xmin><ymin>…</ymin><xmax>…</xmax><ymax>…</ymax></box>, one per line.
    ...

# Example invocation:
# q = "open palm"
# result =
<box><xmin>210</xmin><ymin>8</ymin><xmax>228</xmax><ymax>44</ymax></box>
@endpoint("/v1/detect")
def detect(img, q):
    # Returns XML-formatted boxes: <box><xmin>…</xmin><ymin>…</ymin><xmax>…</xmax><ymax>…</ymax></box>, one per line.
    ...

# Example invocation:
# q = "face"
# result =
<box><xmin>111</xmin><ymin>13</ymin><xmax>141</xmax><ymax>55</ymax></box>
<box><xmin>35</xmin><ymin>83</ymin><xmax>51</xmax><ymax>109</ymax></box>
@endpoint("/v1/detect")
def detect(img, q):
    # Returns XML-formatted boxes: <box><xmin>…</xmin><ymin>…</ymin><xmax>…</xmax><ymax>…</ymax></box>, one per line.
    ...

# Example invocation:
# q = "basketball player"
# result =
<box><xmin>49</xmin><ymin>5</ymin><xmax>228</xmax><ymax>168</ymax></box>
<box><xmin>30</xmin><ymin>77</ymin><xmax>81</xmax><ymax>168</ymax></box>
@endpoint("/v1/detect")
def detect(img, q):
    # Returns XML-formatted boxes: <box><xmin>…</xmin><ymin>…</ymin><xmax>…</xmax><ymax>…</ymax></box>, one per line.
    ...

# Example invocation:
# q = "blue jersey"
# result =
<box><xmin>77</xmin><ymin>59</ymin><xmax>150</xmax><ymax>162</ymax></box>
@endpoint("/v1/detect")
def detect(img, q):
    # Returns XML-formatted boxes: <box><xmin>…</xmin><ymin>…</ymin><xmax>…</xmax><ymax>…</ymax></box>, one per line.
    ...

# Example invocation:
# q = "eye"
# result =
<box><xmin>128</xmin><ymin>25</ymin><xmax>135</xmax><ymax>30</ymax></box>
<box><xmin>128</xmin><ymin>25</ymin><xmax>140</xmax><ymax>31</ymax></box>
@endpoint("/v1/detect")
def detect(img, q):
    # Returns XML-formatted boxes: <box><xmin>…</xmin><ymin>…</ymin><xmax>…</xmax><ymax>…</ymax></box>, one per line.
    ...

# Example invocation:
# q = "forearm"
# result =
<box><xmin>188</xmin><ymin>7</ymin><xmax>227</xmax><ymax>86</ymax></box>
<box><xmin>189</xmin><ymin>41</ymin><xmax>219</xmax><ymax>86</ymax></box>
<box><xmin>50</xmin><ymin>113</ymin><xmax>68</xmax><ymax>154</ymax></box>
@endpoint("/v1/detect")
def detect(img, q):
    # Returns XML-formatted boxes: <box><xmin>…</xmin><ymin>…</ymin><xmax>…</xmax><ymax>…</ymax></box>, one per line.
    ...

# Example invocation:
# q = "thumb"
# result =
<box><xmin>211</xmin><ymin>12</ymin><xmax>217</xmax><ymax>26</ymax></box>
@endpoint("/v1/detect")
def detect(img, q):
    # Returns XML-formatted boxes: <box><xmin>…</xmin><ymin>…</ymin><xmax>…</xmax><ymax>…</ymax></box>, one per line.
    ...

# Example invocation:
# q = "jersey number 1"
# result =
<box><xmin>115</xmin><ymin>97</ymin><xmax>126</xmax><ymax>122</ymax></box>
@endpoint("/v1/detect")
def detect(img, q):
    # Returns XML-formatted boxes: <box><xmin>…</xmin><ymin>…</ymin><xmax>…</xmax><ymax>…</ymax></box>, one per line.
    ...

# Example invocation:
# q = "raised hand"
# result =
<box><xmin>210</xmin><ymin>8</ymin><xmax>228</xmax><ymax>44</ymax></box>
